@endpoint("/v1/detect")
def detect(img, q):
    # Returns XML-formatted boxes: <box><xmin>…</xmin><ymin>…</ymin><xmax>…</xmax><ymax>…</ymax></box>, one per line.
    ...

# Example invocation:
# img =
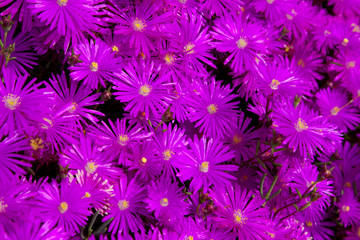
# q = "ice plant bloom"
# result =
<box><xmin>103</xmin><ymin>176</ymin><xmax>149</xmax><ymax>236</ymax></box>
<box><xmin>177</xmin><ymin>136</ymin><xmax>238</xmax><ymax>193</ymax></box>
<box><xmin>272</xmin><ymin>101</ymin><xmax>342</xmax><ymax>157</ymax></box>
<box><xmin>36</xmin><ymin>178</ymin><xmax>91</xmax><ymax>234</ymax></box>
<box><xmin>336</xmin><ymin>190</ymin><xmax>360</xmax><ymax>228</ymax></box>
<box><xmin>69</xmin><ymin>39</ymin><xmax>121</xmax><ymax>89</ymax></box>
<box><xmin>186</xmin><ymin>78</ymin><xmax>240</xmax><ymax>138</ymax></box>
<box><xmin>210</xmin><ymin>184</ymin><xmax>272</xmax><ymax>239</ymax></box>
<box><xmin>113</xmin><ymin>60</ymin><xmax>171</xmax><ymax>119</ymax></box>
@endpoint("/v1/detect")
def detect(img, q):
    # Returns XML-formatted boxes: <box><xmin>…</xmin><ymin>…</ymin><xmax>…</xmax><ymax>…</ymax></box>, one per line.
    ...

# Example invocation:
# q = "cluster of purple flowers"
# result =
<box><xmin>1</xmin><ymin>0</ymin><xmax>360</xmax><ymax>239</ymax></box>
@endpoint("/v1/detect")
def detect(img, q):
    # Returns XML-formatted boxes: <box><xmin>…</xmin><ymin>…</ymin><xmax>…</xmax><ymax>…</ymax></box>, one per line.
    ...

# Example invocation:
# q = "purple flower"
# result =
<box><xmin>250</xmin><ymin>0</ymin><xmax>290</xmax><ymax>23</ymax></box>
<box><xmin>199</xmin><ymin>0</ymin><xmax>243</xmax><ymax>16</ymax></box>
<box><xmin>336</xmin><ymin>190</ymin><xmax>360</xmax><ymax>228</ymax></box>
<box><xmin>113</xmin><ymin>60</ymin><xmax>171</xmax><ymax>119</ymax></box>
<box><xmin>272</xmin><ymin>100</ymin><xmax>342</xmax><ymax>157</ymax></box>
<box><xmin>211</xmin><ymin>14</ymin><xmax>267</xmax><ymax>73</ymax></box>
<box><xmin>69</xmin><ymin>39</ymin><xmax>121</xmax><ymax>89</ymax></box>
<box><xmin>316</xmin><ymin>88</ymin><xmax>360</xmax><ymax>132</ymax></box>
<box><xmin>145</xmin><ymin>177</ymin><xmax>188</xmax><ymax>228</ymax></box>
<box><xmin>210</xmin><ymin>184</ymin><xmax>272</xmax><ymax>239</ymax></box>
<box><xmin>103</xmin><ymin>176</ymin><xmax>149</xmax><ymax>236</ymax></box>
<box><xmin>36</xmin><ymin>178</ymin><xmax>91</xmax><ymax>234</ymax></box>
<box><xmin>0</xmin><ymin>72</ymin><xmax>50</xmax><ymax>136</ymax></box>
<box><xmin>176</xmin><ymin>136</ymin><xmax>238</xmax><ymax>193</ymax></box>
<box><xmin>186</xmin><ymin>78</ymin><xmax>239</xmax><ymax>138</ymax></box>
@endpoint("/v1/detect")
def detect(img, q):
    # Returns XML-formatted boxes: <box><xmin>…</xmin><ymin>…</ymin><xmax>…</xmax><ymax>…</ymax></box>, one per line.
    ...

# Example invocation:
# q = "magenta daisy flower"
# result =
<box><xmin>211</xmin><ymin>14</ymin><xmax>267</xmax><ymax>73</ymax></box>
<box><xmin>89</xmin><ymin>119</ymin><xmax>146</xmax><ymax>166</ymax></box>
<box><xmin>316</xmin><ymin>88</ymin><xmax>360</xmax><ymax>132</ymax></box>
<box><xmin>199</xmin><ymin>0</ymin><xmax>243</xmax><ymax>16</ymax></box>
<box><xmin>250</xmin><ymin>0</ymin><xmax>290</xmax><ymax>23</ymax></box>
<box><xmin>111</xmin><ymin>0</ymin><xmax>173</xmax><ymax>56</ymax></box>
<box><xmin>210</xmin><ymin>184</ymin><xmax>272</xmax><ymax>239</ymax></box>
<box><xmin>0</xmin><ymin>134</ymin><xmax>33</xmax><ymax>180</ymax></box>
<box><xmin>36</xmin><ymin>178</ymin><xmax>91</xmax><ymax>234</ymax></box>
<box><xmin>186</xmin><ymin>78</ymin><xmax>239</xmax><ymax>138</ymax></box>
<box><xmin>153</xmin><ymin>123</ymin><xmax>187</xmax><ymax>178</ymax></box>
<box><xmin>145</xmin><ymin>176</ymin><xmax>188</xmax><ymax>227</ymax></box>
<box><xmin>113</xmin><ymin>60</ymin><xmax>172</xmax><ymax>119</ymax></box>
<box><xmin>26</xmin><ymin>0</ymin><xmax>106</xmax><ymax>49</ymax></box>
<box><xmin>47</xmin><ymin>72</ymin><xmax>104</xmax><ymax>123</ymax></box>
<box><xmin>0</xmin><ymin>72</ymin><xmax>50</xmax><ymax>136</ymax></box>
<box><xmin>336</xmin><ymin>190</ymin><xmax>360</xmax><ymax>228</ymax></box>
<box><xmin>103</xmin><ymin>176</ymin><xmax>149</xmax><ymax>236</ymax></box>
<box><xmin>59</xmin><ymin>134</ymin><xmax>121</xmax><ymax>181</ymax></box>
<box><xmin>176</xmin><ymin>136</ymin><xmax>238</xmax><ymax>193</ymax></box>
<box><xmin>272</xmin><ymin>100</ymin><xmax>342</xmax><ymax>157</ymax></box>
<box><xmin>69</xmin><ymin>39</ymin><xmax>121</xmax><ymax>89</ymax></box>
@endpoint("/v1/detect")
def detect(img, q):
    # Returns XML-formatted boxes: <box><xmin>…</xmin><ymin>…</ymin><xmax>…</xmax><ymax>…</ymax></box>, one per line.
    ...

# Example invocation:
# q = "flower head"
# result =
<box><xmin>336</xmin><ymin>190</ymin><xmax>360</xmax><ymax>227</ymax></box>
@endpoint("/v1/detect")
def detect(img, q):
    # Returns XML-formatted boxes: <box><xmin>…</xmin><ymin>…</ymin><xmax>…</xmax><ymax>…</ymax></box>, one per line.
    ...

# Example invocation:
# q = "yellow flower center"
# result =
<box><xmin>347</xmin><ymin>61</ymin><xmax>355</xmax><ymax>69</ymax></box>
<box><xmin>330</xmin><ymin>106</ymin><xmax>341</xmax><ymax>116</ymax></box>
<box><xmin>342</xmin><ymin>205</ymin><xmax>350</xmax><ymax>212</ymax></box>
<box><xmin>132</xmin><ymin>18</ymin><xmax>147</xmax><ymax>32</ymax></box>
<box><xmin>118</xmin><ymin>200</ymin><xmax>129</xmax><ymax>211</ymax></box>
<box><xmin>306</xmin><ymin>220</ymin><xmax>312</xmax><ymax>227</ymax></box>
<box><xmin>30</xmin><ymin>138</ymin><xmax>44</xmax><ymax>151</ymax></box>
<box><xmin>2</xmin><ymin>94</ymin><xmax>21</xmax><ymax>110</ymax></box>
<box><xmin>199</xmin><ymin>161</ymin><xmax>209</xmax><ymax>173</ymax></box>
<box><xmin>41</xmin><ymin>118</ymin><xmax>54</xmax><ymax>129</ymax></box>
<box><xmin>58</xmin><ymin>202</ymin><xmax>68</xmax><ymax>214</ymax></box>
<box><xmin>236</xmin><ymin>38</ymin><xmax>247</xmax><ymax>49</ymax></box>
<box><xmin>207</xmin><ymin>104</ymin><xmax>218</xmax><ymax>114</ymax></box>
<box><xmin>324</xmin><ymin>30</ymin><xmax>331</xmax><ymax>37</ymax></box>
<box><xmin>160</xmin><ymin>198</ymin><xmax>169</xmax><ymax>207</ymax></box>
<box><xmin>141</xmin><ymin>157</ymin><xmax>147</xmax><ymax>164</ymax></box>
<box><xmin>184</xmin><ymin>42</ymin><xmax>195</xmax><ymax>54</ymax></box>
<box><xmin>84</xmin><ymin>192</ymin><xmax>91</xmax><ymax>198</ymax></box>
<box><xmin>186</xmin><ymin>236</ymin><xmax>194</xmax><ymax>240</ymax></box>
<box><xmin>57</xmin><ymin>0</ymin><xmax>68</xmax><ymax>6</ymax></box>
<box><xmin>295</xmin><ymin>118</ymin><xmax>308</xmax><ymax>132</ymax></box>
<box><xmin>68</xmin><ymin>102</ymin><xmax>78</xmax><ymax>113</ymax></box>
<box><xmin>267</xmin><ymin>0</ymin><xmax>275</xmax><ymax>3</ymax></box>
<box><xmin>0</xmin><ymin>199</ymin><xmax>8</xmax><ymax>213</ymax></box>
<box><xmin>269</xmin><ymin>79</ymin><xmax>280</xmax><ymax>90</ymax></box>
<box><xmin>118</xmin><ymin>134</ymin><xmax>129</xmax><ymax>146</ymax></box>
<box><xmin>89</xmin><ymin>62</ymin><xmax>98</xmax><ymax>72</ymax></box>
<box><xmin>298</xmin><ymin>59</ymin><xmax>305</xmax><ymax>67</ymax></box>
<box><xmin>342</xmin><ymin>38</ymin><xmax>349</xmax><ymax>46</ymax></box>
<box><xmin>112</xmin><ymin>45</ymin><xmax>119</xmax><ymax>52</ymax></box>
<box><xmin>85</xmin><ymin>162</ymin><xmax>98</xmax><ymax>174</ymax></box>
<box><xmin>233</xmin><ymin>134</ymin><xmax>242</xmax><ymax>145</ymax></box>
<box><xmin>233</xmin><ymin>210</ymin><xmax>247</xmax><ymax>226</ymax></box>
<box><xmin>163</xmin><ymin>149</ymin><xmax>173</xmax><ymax>161</ymax></box>
<box><xmin>139</xmin><ymin>84</ymin><xmax>151</xmax><ymax>96</ymax></box>
<box><xmin>164</xmin><ymin>53</ymin><xmax>175</xmax><ymax>65</ymax></box>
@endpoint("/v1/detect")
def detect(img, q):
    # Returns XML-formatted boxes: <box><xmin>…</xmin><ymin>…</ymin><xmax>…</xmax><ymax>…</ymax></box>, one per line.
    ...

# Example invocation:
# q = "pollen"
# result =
<box><xmin>141</xmin><ymin>157</ymin><xmax>147</xmax><ymax>164</ymax></box>
<box><xmin>2</xmin><ymin>93</ymin><xmax>21</xmax><ymax>110</ymax></box>
<box><xmin>30</xmin><ymin>138</ymin><xmax>44</xmax><ymax>151</ymax></box>
<box><xmin>233</xmin><ymin>209</ymin><xmax>247</xmax><ymax>226</ymax></box>
<box><xmin>295</xmin><ymin>118</ymin><xmax>308</xmax><ymax>132</ymax></box>
<box><xmin>118</xmin><ymin>134</ymin><xmax>129</xmax><ymax>146</ymax></box>
<box><xmin>41</xmin><ymin>118</ymin><xmax>54</xmax><ymax>129</ymax></box>
<box><xmin>58</xmin><ymin>202</ymin><xmax>68</xmax><ymax>214</ymax></box>
<box><xmin>179</xmin><ymin>0</ymin><xmax>187</xmax><ymax>3</ymax></box>
<box><xmin>84</xmin><ymin>192</ymin><xmax>91</xmax><ymax>198</ymax></box>
<box><xmin>267</xmin><ymin>0</ymin><xmax>275</xmax><ymax>3</ymax></box>
<box><xmin>233</xmin><ymin>134</ymin><xmax>242</xmax><ymax>145</ymax></box>
<box><xmin>236</xmin><ymin>38</ymin><xmax>248</xmax><ymax>49</ymax></box>
<box><xmin>298</xmin><ymin>59</ymin><xmax>305</xmax><ymax>67</ymax></box>
<box><xmin>68</xmin><ymin>102</ymin><xmax>78</xmax><ymax>113</ymax></box>
<box><xmin>331</xmin><ymin>106</ymin><xmax>341</xmax><ymax>116</ymax></box>
<box><xmin>163</xmin><ymin>149</ymin><xmax>173</xmax><ymax>161</ymax></box>
<box><xmin>199</xmin><ymin>161</ymin><xmax>209</xmax><ymax>173</ymax></box>
<box><xmin>269</xmin><ymin>79</ymin><xmax>280</xmax><ymax>90</ymax></box>
<box><xmin>0</xmin><ymin>199</ymin><xmax>8</xmax><ymax>213</ymax></box>
<box><xmin>118</xmin><ymin>200</ymin><xmax>130</xmax><ymax>211</ymax></box>
<box><xmin>342</xmin><ymin>205</ymin><xmax>350</xmax><ymax>212</ymax></box>
<box><xmin>112</xmin><ymin>45</ymin><xmax>119</xmax><ymax>52</ymax></box>
<box><xmin>342</xmin><ymin>38</ymin><xmax>349</xmax><ymax>46</ymax></box>
<box><xmin>164</xmin><ymin>53</ymin><xmax>175</xmax><ymax>65</ymax></box>
<box><xmin>57</xmin><ymin>0</ymin><xmax>68</xmax><ymax>6</ymax></box>
<box><xmin>207</xmin><ymin>104</ymin><xmax>218</xmax><ymax>114</ymax></box>
<box><xmin>306</xmin><ymin>220</ymin><xmax>313</xmax><ymax>227</ymax></box>
<box><xmin>85</xmin><ymin>162</ymin><xmax>98</xmax><ymax>174</ymax></box>
<box><xmin>347</xmin><ymin>61</ymin><xmax>355</xmax><ymax>69</ymax></box>
<box><xmin>132</xmin><ymin>18</ymin><xmax>147</xmax><ymax>32</ymax></box>
<box><xmin>184</xmin><ymin>42</ymin><xmax>195</xmax><ymax>54</ymax></box>
<box><xmin>139</xmin><ymin>84</ymin><xmax>151</xmax><ymax>96</ymax></box>
<box><xmin>89</xmin><ymin>62</ymin><xmax>98</xmax><ymax>72</ymax></box>
<box><xmin>186</xmin><ymin>236</ymin><xmax>194</xmax><ymax>240</ymax></box>
<box><xmin>324</xmin><ymin>30</ymin><xmax>331</xmax><ymax>37</ymax></box>
<box><xmin>160</xmin><ymin>197</ymin><xmax>169</xmax><ymax>207</ymax></box>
